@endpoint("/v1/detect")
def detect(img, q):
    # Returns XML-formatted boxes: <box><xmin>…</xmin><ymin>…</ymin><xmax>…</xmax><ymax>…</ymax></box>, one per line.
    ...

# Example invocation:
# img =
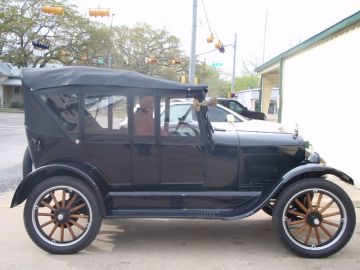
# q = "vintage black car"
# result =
<box><xmin>11</xmin><ymin>67</ymin><xmax>355</xmax><ymax>257</ymax></box>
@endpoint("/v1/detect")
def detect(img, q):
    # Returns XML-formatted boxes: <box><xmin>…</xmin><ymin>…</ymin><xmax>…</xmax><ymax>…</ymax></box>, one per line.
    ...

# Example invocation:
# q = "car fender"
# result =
<box><xmin>226</xmin><ymin>163</ymin><xmax>354</xmax><ymax>220</ymax></box>
<box><xmin>10</xmin><ymin>163</ymin><xmax>107</xmax><ymax>216</ymax></box>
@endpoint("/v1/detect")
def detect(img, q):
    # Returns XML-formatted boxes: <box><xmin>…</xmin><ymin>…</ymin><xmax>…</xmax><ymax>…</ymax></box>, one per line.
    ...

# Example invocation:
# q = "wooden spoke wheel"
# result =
<box><xmin>273</xmin><ymin>178</ymin><xmax>356</xmax><ymax>258</ymax></box>
<box><xmin>24</xmin><ymin>177</ymin><xmax>102</xmax><ymax>254</ymax></box>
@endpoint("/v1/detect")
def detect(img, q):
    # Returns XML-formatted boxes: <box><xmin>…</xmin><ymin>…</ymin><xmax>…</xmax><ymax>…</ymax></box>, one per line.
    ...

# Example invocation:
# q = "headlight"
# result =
<box><xmin>307</xmin><ymin>152</ymin><xmax>321</xmax><ymax>164</ymax></box>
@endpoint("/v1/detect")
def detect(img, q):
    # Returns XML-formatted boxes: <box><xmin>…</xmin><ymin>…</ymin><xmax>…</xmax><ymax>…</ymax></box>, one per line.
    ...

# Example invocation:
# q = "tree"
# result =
<box><xmin>196</xmin><ymin>62</ymin><xmax>228</xmax><ymax>97</ymax></box>
<box><xmin>112</xmin><ymin>23</ymin><xmax>188</xmax><ymax>80</ymax></box>
<box><xmin>0</xmin><ymin>0</ymin><xmax>94</xmax><ymax>68</ymax></box>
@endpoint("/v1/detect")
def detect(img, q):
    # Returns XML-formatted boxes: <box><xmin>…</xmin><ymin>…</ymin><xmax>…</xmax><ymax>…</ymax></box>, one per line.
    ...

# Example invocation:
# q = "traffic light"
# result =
<box><xmin>147</xmin><ymin>58</ymin><xmax>158</xmax><ymax>64</ymax></box>
<box><xmin>42</xmin><ymin>6</ymin><xmax>64</xmax><ymax>15</ymax></box>
<box><xmin>171</xmin><ymin>59</ymin><xmax>181</xmax><ymax>64</ymax></box>
<box><xmin>32</xmin><ymin>41</ymin><xmax>49</xmax><ymax>50</ymax></box>
<box><xmin>206</xmin><ymin>35</ymin><xmax>214</xmax><ymax>43</ymax></box>
<box><xmin>89</xmin><ymin>8</ymin><xmax>110</xmax><ymax>17</ymax></box>
<box><xmin>215</xmin><ymin>40</ymin><xmax>225</xmax><ymax>53</ymax></box>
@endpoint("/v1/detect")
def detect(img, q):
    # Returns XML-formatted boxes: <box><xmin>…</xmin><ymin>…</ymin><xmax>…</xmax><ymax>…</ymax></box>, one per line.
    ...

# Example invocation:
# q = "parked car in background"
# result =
<box><xmin>13</xmin><ymin>67</ymin><xmax>356</xmax><ymax>258</ymax></box>
<box><xmin>216</xmin><ymin>98</ymin><xmax>266</xmax><ymax>120</ymax></box>
<box><xmin>166</xmin><ymin>100</ymin><xmax>282</xmax><ymax>133</ymax></box>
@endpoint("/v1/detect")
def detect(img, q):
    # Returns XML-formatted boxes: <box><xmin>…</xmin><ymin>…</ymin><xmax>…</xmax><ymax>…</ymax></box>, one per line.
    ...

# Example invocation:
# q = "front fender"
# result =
<box><xmin>10</xmin><ymin>163</ymin><xmax>107</xmax><ymax>216</ymax></box>
<box><xmin>226</xmin><ymin>163</ymin><xmax>354</xmax><ymax>220</ymax></box>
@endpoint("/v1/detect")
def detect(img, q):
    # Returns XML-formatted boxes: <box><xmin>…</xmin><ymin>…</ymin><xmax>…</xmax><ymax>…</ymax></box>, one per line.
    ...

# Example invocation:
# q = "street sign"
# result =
<box><xmin>211</xmin><ymin>62</ymin><xmax>223</xmax><ymax>68</ymax></box>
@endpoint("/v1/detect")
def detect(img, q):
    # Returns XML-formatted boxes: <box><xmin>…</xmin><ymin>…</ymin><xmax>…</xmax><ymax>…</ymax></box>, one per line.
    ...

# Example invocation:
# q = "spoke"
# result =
<box><xmin>319</xmin><ymin>199</ymin><xmax>334</xmax><ymax>214</ymax></box>
<box><xmin>288</xmin><ymin>210</ymin><xmax>306</xmax><ymax>217</ymax></box>
<box><xmin>304</xmin><ymin>226</ymin><xmax>313</xmax><ymax>245</ymax></box>
<box><xmin>66</xmin><ymin>223</ymin><xmax>76</xmax><ymax>240</ymax></box>
<box><xmin>50</xmin><ymin>192</ymin><xmax>60</xmax><ymax>209</ymax></box>
<box><xmin>293</xmin><ymin>224</ymin><xmax>308</xmax><ymax>237</ymax></box>
<box><xmin>48</xmin><ymin>223</ymin><xmax>58</xmax><ymax>238</ymax></box>
<box><xmin>322</xmin><ymin>211</ymin><xmax>341</xmax><ymax>218</ymax></box>
<box><xmin>70</xmin><ymin>214</ymin><xmax>89</xmax><ymax>219</ymax></box>
<box><xmin>62</xmin><ymin>190</ymin><xmax>66</xmax><ymax>208</ymax></box>
<box><xmin>37</xmin><ymin>212</ymin><xmax>54</xmax><ymax>217</ymax></box>
<box><xmin>40</xmin><ymin>219</ymin><xmax>55</xmax><ymax>228</ymax></box>
<box><xmin>41</xmin><ymin>200</ymin><xmax>56</xmax><ymax>211</ymax></box>
<box><xmin>288</xmin><ymin>219</ymin><xmax>306</xmax><ymax>226</ymax></box>
<box><xmin>314</xmin><ymin>227</ymin><xmax>321</xmax><ymax>246</ymax></box>
<box><xmin>306</xmin><ymin>193</ymin><xmax>313</xmax><ymax>212</ymax></box>
<box><xmin>66</xmin><ymin>193</ymin><xmax>78</xmax><ymax>210</ymax></box>
<box><xmin>294</xmin><ymin>199</ymin><xmax>308</xmax><ymax>213</ymax></box>
<box><xmin>319</xmin><ymin>224</ymin><xmax>333</xmax><ymax>239</ymax></box>
<box><xmin>60</xmin><ymin>224</ymin><xmax>64</xmax><ymax>243</ymax></box>
<box><xmin>322</xmin><ymin>220</ymin><xmax>340</xmax><ymax>228</ymax></box>
<box><xmin>315</xmin><ymin>193</ymin><xmax>323</xmax><ymax>211</ymax></box>
<box><xmin>69</xmin><ymin>203</ymin><xmax>86</xmax><ymax>213</ymax></box>
<box><xmin>69</xmin><ymin>219</ymin><xmax>86</xmax><ymax>231</ymax></box>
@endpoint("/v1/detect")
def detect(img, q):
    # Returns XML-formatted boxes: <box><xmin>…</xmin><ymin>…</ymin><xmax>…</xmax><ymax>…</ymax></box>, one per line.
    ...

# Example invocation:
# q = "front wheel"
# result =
<box><xmin>24</xmin><ymin>176</ymin><xmax>102</xmax><ymax>254</ymax></box>
<box><xmin>273</xmin><ymin>178</ymin><xmax>356</xmax><ymax>258</ymax></box>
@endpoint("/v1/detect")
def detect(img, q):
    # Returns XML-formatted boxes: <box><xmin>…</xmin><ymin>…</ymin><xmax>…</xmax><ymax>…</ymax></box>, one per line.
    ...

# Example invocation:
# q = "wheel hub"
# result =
<box><xmin>306</xmin><ymin>212</ymin><xmax>323</xmax><ymax>227</ymax></box>
<box><xmin>54</xmin><ymin>208</ymin><xmax>70</xmax><ymax>224</ymax></box>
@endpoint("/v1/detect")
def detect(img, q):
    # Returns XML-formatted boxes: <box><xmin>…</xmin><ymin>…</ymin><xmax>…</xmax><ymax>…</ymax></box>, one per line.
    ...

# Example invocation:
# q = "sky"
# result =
<box><xmin>71</xmin><ymin>0</ymin><xmax>360</xmax><ymax>76</ymax></box>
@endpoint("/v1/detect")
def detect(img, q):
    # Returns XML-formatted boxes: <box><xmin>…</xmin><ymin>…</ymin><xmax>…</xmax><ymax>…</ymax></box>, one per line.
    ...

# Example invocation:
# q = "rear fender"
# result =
<box><xmin>10</xmin><ymin>163</ymin><xmax>107</xmax><ymax>216</ymax></box>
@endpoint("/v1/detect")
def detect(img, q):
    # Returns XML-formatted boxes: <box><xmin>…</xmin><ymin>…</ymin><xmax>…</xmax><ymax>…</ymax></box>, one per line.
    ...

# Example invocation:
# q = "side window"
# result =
<box><xmin>229</xmin><ymin>101</ymin><xmax>244</xmax><ymax>114</ymax></box>
<box><xmin>161</xmin><ymin>97</ymin><xmax>200</xmax><ymax>137</ymax></box>
<box><xmin>133</xmin><ymin>95</ymin><xmax>155</xmax><ymax>136</ymax></box>
<box><xmin>84</xmin><ymin>95</ymin><xmax>128</xmax><ymax>135</ymax></box>
<box><xmin>208</xmin><ymin>106</ymin><xmax>240</xmax><ymax>122</ymax></box>
<box><xmin>42</xmin><ymin>93</ymin><xmax>79</xmax><ymax>135</ymax></box>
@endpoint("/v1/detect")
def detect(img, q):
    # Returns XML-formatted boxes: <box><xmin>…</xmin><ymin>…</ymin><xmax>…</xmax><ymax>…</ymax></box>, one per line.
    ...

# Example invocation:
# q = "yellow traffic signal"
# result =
<box><xmin>215</xmin><ymin>40</ymin><xmax>222</xmax><ymax>49</ymax></box>
<box><xmin>171</xmin><ymin>59</ymin><xmax>181</xmax><ymax>64</ymax></box>
<box><xmin>147</xmin><ymin>58</ymin><xmax>158</xmax><ymax>64</ymax></box>
<box><xmin>89</xmin><ymin>8</ymin><xmax>110</xmax><ymax>17</ymax></box>
<box><xmin>42</xmin><ymin>6</ymin><xmax>64</xmax><ymax>15</ymax></box>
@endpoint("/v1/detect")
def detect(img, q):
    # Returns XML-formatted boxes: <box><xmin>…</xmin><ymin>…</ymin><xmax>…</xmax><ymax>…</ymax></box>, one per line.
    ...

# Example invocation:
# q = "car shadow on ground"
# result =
<box><xmin>87</xmin><ymin>214</ymin><xmax>285</xmax><ymax>256</ymax></box>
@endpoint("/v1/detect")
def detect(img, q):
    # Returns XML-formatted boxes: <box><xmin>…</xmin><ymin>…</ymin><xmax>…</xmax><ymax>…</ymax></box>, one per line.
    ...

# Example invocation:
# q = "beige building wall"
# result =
<box><xmin>281</xmin><ymin>26</ymin><xmax>360</xmax><ymax>187</ymax></box>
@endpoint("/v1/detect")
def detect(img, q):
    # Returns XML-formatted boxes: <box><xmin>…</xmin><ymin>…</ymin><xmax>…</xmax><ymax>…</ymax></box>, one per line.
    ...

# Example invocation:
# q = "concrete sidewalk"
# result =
<box><xmin>1</xmin><ymin>185</ymin><xmax>360</xmax><ymax>270</ymax></box>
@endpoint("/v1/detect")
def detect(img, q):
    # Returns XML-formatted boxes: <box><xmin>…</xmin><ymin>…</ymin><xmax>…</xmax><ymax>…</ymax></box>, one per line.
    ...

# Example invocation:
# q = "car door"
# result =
<box><xmin>159</xmin><ymin>96</ymin><xmax>205</xmax><ymax>189</ymax></box>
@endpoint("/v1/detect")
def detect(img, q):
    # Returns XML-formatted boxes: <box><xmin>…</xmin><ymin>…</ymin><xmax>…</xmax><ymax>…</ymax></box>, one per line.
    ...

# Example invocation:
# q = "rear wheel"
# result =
<box><xmin>24</xmin><ymin>176</ymin><xmax>102</xmax><ymax>254</ymax></box>
<box><xmin>273</xmin><ymin>178</ymin><xmax>356</xmax><ymax>258</ymax></box>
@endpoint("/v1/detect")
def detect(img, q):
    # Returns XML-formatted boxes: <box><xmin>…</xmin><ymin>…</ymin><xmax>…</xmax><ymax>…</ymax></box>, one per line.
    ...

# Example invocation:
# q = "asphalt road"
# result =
<box><xmin>0</xmin><ymin>112</ymin><xmax>26</xmax><ymax>193</ymax></box>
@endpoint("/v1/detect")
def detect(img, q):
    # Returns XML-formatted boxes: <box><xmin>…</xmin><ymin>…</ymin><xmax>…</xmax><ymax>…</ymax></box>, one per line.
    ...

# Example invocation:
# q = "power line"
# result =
<box><xmin>201</xmin><ymin>0</ymin><xmax>213</xmax><ymax>35</ymax></box>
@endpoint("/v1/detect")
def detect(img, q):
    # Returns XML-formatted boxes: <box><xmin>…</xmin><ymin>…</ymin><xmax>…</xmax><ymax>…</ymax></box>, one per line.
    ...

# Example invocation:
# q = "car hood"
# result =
<box><xmin>211</xmin><ymin>120</ymin><xmax>288</xmax><ymax>133</ymax></box>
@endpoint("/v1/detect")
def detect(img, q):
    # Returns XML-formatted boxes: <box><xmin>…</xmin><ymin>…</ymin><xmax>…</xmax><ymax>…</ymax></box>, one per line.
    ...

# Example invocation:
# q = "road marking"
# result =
<box><xmin>0</xmin><ymin>125</ymin><xmax>24</xmax><ymax>128</ymax></box>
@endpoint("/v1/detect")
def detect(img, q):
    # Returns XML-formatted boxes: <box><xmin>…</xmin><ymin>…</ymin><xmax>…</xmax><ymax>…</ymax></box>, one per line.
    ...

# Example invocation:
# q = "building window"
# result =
<box><xmin>14</xmin><ymin>87</ymin><xmax>20</xmax><ymax>95</ymax></box>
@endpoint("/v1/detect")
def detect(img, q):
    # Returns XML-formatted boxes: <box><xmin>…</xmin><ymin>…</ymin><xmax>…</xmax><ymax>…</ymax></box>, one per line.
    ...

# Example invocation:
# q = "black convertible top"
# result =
<box><xmin>21</xmin><ymin>66</ymin><xmax>208</xmax><ymax>92</ymax></box>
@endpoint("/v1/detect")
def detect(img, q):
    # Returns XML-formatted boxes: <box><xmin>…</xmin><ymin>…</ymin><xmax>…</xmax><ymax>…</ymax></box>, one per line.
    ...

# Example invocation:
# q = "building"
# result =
<box><xmin>0</xmin><ymin>63</ymin><xmax>22</xmax><ymax>108</ymax></box>
<box><xmin>255</xmin><ymin>11</ymin><xmax>360</xmax><ymax>187</ymax></box>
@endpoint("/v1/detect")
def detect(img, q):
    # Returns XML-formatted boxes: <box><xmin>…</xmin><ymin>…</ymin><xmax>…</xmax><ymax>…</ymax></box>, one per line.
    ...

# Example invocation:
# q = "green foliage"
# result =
<box><xmin>196</xmin><ymin>62</ymin><xmax>228</xmax><ymax>97</ymax></box>
<box><xmin>232</xmin><ymin>74</ymin><xmax>260</xmax><ymax>91</ymax></box>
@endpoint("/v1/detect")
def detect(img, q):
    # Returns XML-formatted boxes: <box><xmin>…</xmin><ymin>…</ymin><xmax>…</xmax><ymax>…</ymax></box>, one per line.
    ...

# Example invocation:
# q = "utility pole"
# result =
<box><xmin>262</xmin><ymin>9</ymin><xmax>268</xmax><ymax>64</ymax></box>
<box><xmin>189</xmin><ymin>0</ymin><xmax>197</xmax><ymax>84</ymax></box>
<box><xmin>108</xmin><ymin>13</ymin><xmax>115</xmax><ymax>69</ymax></box>
<box><xmin>231</xmin><ymin>33</ymin><xmax>237</xmax><ymax>94</ymax></box>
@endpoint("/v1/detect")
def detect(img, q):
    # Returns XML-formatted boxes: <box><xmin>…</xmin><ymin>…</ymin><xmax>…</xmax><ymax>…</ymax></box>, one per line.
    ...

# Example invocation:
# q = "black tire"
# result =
<box><xmin>273</xmin><ymin>178</ymin><xmax>356</xmax><ymax>258</ymax></box>
<box><xmin>22</xmin><ymin>147</ymin><xmax>33</xmax><ymax>178</ymax></box>
<box><xmin>24</xmin><ymin>176</ymin><xmax>102</xmax><ymax>254</ymax></box>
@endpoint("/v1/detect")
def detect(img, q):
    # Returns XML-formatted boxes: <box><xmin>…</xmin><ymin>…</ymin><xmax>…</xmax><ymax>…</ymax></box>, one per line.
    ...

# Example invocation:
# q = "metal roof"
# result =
<box><xmin>21</xmin><ymin>66</ymin><xmax>208</xmax><ymax>92</ymax></box>
<box><xmin>0</xmin><ymin>63</ymin><xmax>20</xmax><ymax>77</ymax></box>
<box><xmin>255</xmin><ymin>10</ymin><xmax>360</xmax><ymax>73</ymax></box>
<box><xmin>1</xmin><ymin>78</ymin><xmax>22</xmax><ymax>86</ymax></box>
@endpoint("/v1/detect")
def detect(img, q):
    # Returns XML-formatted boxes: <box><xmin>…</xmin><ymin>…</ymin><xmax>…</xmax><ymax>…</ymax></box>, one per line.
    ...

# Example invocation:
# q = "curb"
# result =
<box><xmin>0</xmin><ymin>109</ymin><xmax>24</xmax><ymax>113</ymax></box>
